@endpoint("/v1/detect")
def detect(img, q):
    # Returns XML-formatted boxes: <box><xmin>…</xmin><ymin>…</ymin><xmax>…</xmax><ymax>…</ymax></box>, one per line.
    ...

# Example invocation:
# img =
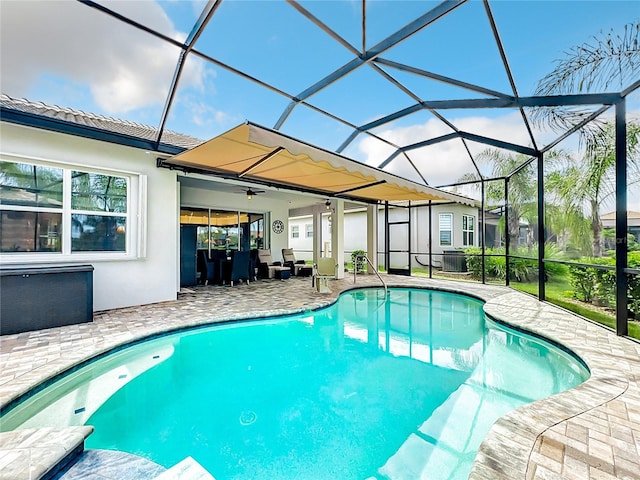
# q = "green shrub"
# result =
<box><xmin>351</xmin><ymin>249</ymin><xmax>366</xmax><ymax>273</ymax></box>
<box><xmin>566</xmin><ymin>254</ymin><xmax>640</xmax><ymax>318</ymax></box>
<box><xmin>568</xmin><ymin>264</ymin><xmax>597</xmax><ymax>303</ymax></box>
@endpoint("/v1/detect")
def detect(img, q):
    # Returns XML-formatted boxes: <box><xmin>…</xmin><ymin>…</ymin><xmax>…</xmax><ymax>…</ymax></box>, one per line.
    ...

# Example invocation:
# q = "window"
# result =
<box><xmin>71</xmin><ymin>171</ymin><xmax>127</xmax><ymax>252</ymax></box>
<box><xmin>0</xmin><ymin>162</ymin><xmax>63</xmax><ymax>252</ymax></box>
<box><xmin>1</xmin><ymin>159</ymin><xmax>140</xmax><ymax>257</ymax></box>
<box><xmin>305</xmin><ymin>224</ymin><xmax>313</xmax><ymax>238</ymax></box>
<box><xmin>462</xmin><ymin>215</ymin><xmax>475</xmax><ymax>247</ymax></box>
<box><xmin>291</xmin><ymin>225</ymin><xmax>299</xmax><ymax>238</ymax></box>
<box><xmin>439</xmin><ymin>213</ymin><xmax>452</xmax><ymax>246</ymax></box>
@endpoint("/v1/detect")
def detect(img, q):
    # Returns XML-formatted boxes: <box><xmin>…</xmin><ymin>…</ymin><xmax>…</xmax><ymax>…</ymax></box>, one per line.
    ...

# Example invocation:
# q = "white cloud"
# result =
<box><xmin>358</xmin><ymin>112</ymin><xmax>544</xmax><ymax>186</ymax></box>
<box><xmin>0</xmin><ymin>0</ymin><xmax>207</xmax><ymax>114</ymax></box>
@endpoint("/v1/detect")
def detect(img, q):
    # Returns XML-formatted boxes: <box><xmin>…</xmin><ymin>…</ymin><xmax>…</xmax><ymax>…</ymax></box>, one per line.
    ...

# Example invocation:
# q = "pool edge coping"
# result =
<box><xmin>1</xmin><ymin>277</ymin><xmax>638</xmax><ymax>480</ymax></box>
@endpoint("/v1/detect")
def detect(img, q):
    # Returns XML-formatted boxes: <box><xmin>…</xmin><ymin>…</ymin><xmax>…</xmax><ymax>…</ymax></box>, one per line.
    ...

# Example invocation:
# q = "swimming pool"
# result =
<box><xmin>1</xmin><ymin>288</ymin><xmax>589</xmax><ymax>479</ymax></box>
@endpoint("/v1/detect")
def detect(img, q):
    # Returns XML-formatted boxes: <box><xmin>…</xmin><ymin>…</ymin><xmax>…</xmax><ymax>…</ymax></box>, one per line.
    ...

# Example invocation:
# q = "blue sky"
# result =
<box><xmin>1</xmin><ymin>0</ymin><xmax>638</xmax><ymax>193</ymax></box>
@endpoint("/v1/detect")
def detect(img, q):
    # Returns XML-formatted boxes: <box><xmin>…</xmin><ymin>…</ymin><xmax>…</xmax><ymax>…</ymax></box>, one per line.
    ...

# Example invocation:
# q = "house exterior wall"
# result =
<box><xmin>288</xmin><ymin>203</ymin><xmax>479</xmax><ymax>268</ymax></box>
<box><xmin>0</xmin><ymin>122</ymin><xmax>179</xmax><ymax>311</ymax></box>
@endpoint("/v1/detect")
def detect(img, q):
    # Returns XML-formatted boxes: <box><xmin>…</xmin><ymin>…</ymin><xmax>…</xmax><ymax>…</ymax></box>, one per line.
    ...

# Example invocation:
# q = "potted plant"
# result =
<box><xmin>351</xmin><ymin>249</ymin><xmax>366</xmax><ymax>274</ymax></box>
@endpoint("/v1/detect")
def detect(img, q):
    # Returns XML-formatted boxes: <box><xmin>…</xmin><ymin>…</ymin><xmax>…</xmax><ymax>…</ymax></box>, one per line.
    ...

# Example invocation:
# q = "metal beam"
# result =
<box><xmin>360</xmin><ymin>104</ymin><xmax>423</xmax><ymax>131</ymax></box>
<box><xmin>362</xmin><ymin>0</ymin><xmax>366</xmax><ymax>54</ymax></box>
<box><xmin>370</xmin><ymin>64</ymin><xmax>423</xmax><ymax>103</ymax></box>
<box><xmin>378</xmin><ymin>150</ymin><xmax>402</xmax><ymax>169</ymax></box>
<box><xmin>374</xmin><ymin>57</ymin><xmax>513</xmax><ymax>100</ymax></box>
<box><xmin>337</xmin><ymin>130</ymin><xmax>361</xmax><ymax>153</ymax></box>
<box><xmin>402</xmin><ymin>132</ymin><xmax>460</xmax><ymax>151</ymax></box>
<box><xmin>403</xmin><ymin>152</ymin><xmax>430</xmax><ymax>185</ymax></box>
<box><xmin>482</xmin><ymin>0</ymin><xmax>538</xmax><ymax>151</ymax></box>
<box><xmin>283</xmin><ymin>1</ymin><xmax>466</xmax><ymax>106</ymax></box>
<box><xmin>156</xmin><ymin>0</ymin><xmax>222</xmax><ymax>147</ymax></box>
<box><xmin>78</xmin><ymin>0</ymin><xmax>185</xmax><ymax>49</ymax></box>
<box><xmin>274</xmin><ymin>101</ymin><xmax>299</xmax><ymax>130</ymax></box>
<box><xmin>335</xmin><ymin>180</ymin><xmax>386</xmax><ymax>196</ymax></box>
<box><xmin>418</xmin><ymin>93</ymin><xmax>620</xmax><ymax>109</ymax></box>
<box><xmin>541</xmin><ymin>105</ymin><xmax>612</xmax><ymax>153</ymax></box>
<box><xmin>621</xmin><ymin>78</ymin><xmax>640</xmax><ymax>98</ymax></box>
<box><xmin>287</xmin><ymin>1</ymin><xmax>360</xmax><ymax>55</ymax></box>
<box><xmin>458</xmin><ymin>132</ymin><xmax>538</xmax><ymax>156</ymax></box>
<box><xmin>238</xmin><ymin>147</ymin><xmax>285</xmax><ymax>177</ymax></box>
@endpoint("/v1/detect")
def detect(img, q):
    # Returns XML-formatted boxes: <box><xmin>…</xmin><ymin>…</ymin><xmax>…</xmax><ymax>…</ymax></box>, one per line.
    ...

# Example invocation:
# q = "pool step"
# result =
<box><xmin>54</xmin><ymin>449</ymin><xmax>167</xmax><ymax>479</ymax></box>
<box><xmin>154</xmin><ymin>456</ymin><xmax>216</xmax><ymax>480</ymax></box>
<box><xmin>0</xmin><ymin>426</ymin><xmax>93</xmax><ymax>480</ymax></box>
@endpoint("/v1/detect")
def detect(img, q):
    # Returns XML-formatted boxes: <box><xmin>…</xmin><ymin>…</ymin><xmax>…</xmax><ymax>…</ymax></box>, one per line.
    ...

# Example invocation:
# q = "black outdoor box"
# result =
<box><xmin>0</xmin><ymin>264</ymin><xmax>94</xmax><ymax>335</ymax></box>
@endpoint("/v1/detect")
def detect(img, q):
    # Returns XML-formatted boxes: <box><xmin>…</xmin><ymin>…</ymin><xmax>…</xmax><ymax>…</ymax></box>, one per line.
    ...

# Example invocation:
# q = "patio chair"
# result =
<box><xmin>197</xmin><ymin>250</ymin><xmax>215</xmax><ymax>285</ymax></box>
<box><xmin>313</xmin><ymin>257</ymin><xmax>337</xmax><ymax>293</ymax></box>
<box><xmin>229</xmin><ymin>250</ymin><xmax>251</xmax><ymax>286</ymax></box>
<box><xmin>256</xmin><ymin>249</ymin><xmax>290</xmax><ymax>279</ymax></box>
<box><xmin>282</xmin><ymin>248</ymin><xmax>313</xmax><ymax>277</ymax></box>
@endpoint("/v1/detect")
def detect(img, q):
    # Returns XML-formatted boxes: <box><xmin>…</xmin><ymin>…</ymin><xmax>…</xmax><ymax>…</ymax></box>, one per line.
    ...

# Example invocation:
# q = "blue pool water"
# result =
<box><xmin>2</xmin><ymin>288</ymin><xmax>589</xmax><ymax>480</ymax></box>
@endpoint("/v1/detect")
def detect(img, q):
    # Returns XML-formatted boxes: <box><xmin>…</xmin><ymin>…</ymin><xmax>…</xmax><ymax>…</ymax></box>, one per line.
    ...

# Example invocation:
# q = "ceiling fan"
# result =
<box><xmin>239</xmin><ymin>187</ymin><xmax>265</xmax><ymax>200</ymax></box>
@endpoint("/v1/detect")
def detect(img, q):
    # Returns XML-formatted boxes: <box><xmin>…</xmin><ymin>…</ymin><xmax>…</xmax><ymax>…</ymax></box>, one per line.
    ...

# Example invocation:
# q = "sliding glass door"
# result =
<box><xmin>180</xmin><ymin>207</ymin><xmax>265</xmax><ymax>255</ymax></box>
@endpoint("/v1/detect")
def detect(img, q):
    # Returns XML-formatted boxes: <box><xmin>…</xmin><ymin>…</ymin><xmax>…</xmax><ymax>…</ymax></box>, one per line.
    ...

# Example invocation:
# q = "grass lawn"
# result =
<box><xmin>512</xmin><ymin>278</ymin><xmax>640</xmax><ymax>340</ymax></box>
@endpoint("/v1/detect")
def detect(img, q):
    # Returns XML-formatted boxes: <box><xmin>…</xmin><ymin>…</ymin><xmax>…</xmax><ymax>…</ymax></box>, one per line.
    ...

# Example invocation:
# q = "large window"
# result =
<box><xmin>0</xmin><ymin>158</ymin><xmax>140</xmax><ymax>257</ymax></box>
<box><xmin>439</xmin><ymin>213</ymin><xmax>452</xmax><ymax>246</ymax></box>
<box><xmin>462</xmin><ymin>214</ymin><xmax>475</xmax><ymax>247</ymax></box>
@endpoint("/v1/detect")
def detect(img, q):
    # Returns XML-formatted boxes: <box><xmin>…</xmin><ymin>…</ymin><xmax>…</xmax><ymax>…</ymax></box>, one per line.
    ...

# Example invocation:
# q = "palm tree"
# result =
<box><xmin>582</xmin><ymin>122</ymin><xmax>640</xmax><ymax>256</ymax></box>
<box><xmin>533</xmin><ymin>21</ymin><xmax>640</xmax><ymax>257</ymax></box>
<box><xmin>456</xmin><ymin>149</ymin><xmax>537</xmax><ymax>249</ymax></box>
<box><xmin>543</xmin><ymin>152</ymin><xmax>592</xmax><ymax>255</ymax></box>
<box><xmin>533</xmin><ymin>21</ymin><xmax>640</xmax><ymax>136</ymax></box>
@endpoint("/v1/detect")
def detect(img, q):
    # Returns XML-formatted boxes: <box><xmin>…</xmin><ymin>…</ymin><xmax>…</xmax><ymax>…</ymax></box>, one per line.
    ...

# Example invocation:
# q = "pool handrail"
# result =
<box><xmin>353</xmin><ymin>254</ymin><xmax>388</xmax><ymax>297</ymax></box>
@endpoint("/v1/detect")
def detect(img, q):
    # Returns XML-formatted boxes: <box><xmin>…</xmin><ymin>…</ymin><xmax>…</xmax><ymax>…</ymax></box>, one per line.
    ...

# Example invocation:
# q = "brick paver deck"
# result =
<box><xmin>1</xmin><ymin>275</ymin><xmax>638</xmax><ymax>479</ymax></box>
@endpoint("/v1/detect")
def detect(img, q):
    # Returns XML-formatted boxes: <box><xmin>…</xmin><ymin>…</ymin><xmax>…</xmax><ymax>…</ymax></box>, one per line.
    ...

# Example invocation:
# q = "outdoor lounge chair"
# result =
<box><xmin>313</xmin><ymin>257</ymin><xmax>337</xmax><ymax>293</ymax></box>
<box><xmin>282</xmin><ymin>248</ymin><xmax>313</xmax><ymax>276</ymax></box>
<box><xmin>256</xmin><ymin>249</ymin><xmax>290</xmax><ymax>279</ymax></box>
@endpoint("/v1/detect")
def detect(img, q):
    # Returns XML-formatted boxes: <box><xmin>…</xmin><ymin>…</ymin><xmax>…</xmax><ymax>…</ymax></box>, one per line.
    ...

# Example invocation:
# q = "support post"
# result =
<box><xmin>537</xmin><ymin>152</ymin><xmax>545</xmax><ymax>301</ymax></box>
<box><xmin>504</xmin><ymin>177</ymin><xmax>510</xmax><ymax>286</ymax></box>
<box><xmin>384</xmin><ymin>201</ymin><xmax>390</xmax><ymax>274</ymax></box>
<box><xmin>615</xmin><ymin>99</ymin><xmax>628</xmax><ymax>336</ymax></box>
<box><xmin>312</xmin><ymin>205</ymin><xmax>323</xmax><ymax>266</ymax></box>
<box><xmin>366</xmin><ymin>204</ymin><xmax>378</xmax><ymax>274</ymax></box>
<box><xmin>428</xmin><ymin>201</ymin><xmax>433</xmax><ymax>278</ymax></box>
<box><xmin>331</xmin><ymin>199</ymin><xmax>345</xmax><ymax>279</ymax></box>
<box><xmin>481</xmin><ymin>180</ymin><xmax>486</xmax><ymax>284</ymax></box>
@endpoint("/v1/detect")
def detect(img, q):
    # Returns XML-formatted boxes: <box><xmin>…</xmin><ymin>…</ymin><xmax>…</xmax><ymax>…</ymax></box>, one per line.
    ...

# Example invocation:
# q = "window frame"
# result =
<box><xmin>439</xmin><ymin>213</ymin><xmax>453</xmax><ymax>247</ymax></box>
<box><xmin>0</xmin><ymin>155</ymin><xmax>145</xmax><ymax>263</ymax></box>
<box><xmin>305</xmin><ymin>223</ymin><xmax>313</xmax><ymax>238</ymax></box>
<box><xmin>462</xmin><ymin>214</ymin><xmax>475</xmax><ymax>247</ymax></box>
<box><xmin>291</xmin><ymin>225</ymin><xmax>299</xmax><ymax>238</ymax></box>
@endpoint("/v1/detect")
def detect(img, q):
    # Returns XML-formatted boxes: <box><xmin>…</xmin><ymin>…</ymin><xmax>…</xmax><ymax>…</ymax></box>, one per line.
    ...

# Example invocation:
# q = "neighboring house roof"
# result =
<box><xmin>601</xmin><ymin>211</ymin><xmax>640</xmax><ymax>227</ymax></box>
<box><xmin>0</xmin><ymin>94</ymin><xmax>203</xmax><ymax>150</ymax></box>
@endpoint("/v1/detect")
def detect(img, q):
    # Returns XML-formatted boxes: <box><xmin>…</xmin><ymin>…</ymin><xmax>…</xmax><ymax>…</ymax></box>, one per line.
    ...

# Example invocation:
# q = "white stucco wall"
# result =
<box><xmin>288</xmin><ymin>203</ymin><xmax>479</xmax><ymax>268</ymax></box>
<box><xmin>0</xmin><ymin>123</ymin><xmax>179</xmax><ymax>311</ymax></box>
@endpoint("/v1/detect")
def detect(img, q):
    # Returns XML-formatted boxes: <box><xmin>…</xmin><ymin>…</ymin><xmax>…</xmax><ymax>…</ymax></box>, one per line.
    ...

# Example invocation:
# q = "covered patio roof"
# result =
<box><xmin>162</xmin><ymin>122</ymin><xmax>477</xmax><ymax>205</ymax></box>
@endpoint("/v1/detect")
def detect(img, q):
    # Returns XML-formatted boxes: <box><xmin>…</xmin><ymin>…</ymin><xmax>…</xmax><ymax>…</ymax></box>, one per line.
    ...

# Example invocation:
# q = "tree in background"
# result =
<box><xmin>456</xmin><ymin>149</ymin><xmax>537</xmax><ymax>250</ymax></box>
<box><xmin>533</xmin><ymin>21</ymin><xmax>640</xmax><ymax>256</ymax></box>
<box><xmin>533</xmin><ymin>21</ymin><xmax>640</xmax><ymax>137</ymax></box>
